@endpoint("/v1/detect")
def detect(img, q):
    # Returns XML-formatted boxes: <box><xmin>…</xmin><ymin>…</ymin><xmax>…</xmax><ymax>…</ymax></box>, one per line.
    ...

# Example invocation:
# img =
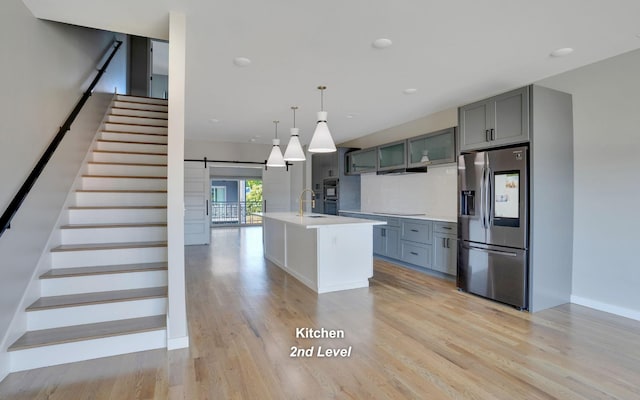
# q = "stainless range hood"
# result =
<box><xmin>376</xmin><ymin>165</ymin><xmax>428</xmax><ymax>175</ymax></box>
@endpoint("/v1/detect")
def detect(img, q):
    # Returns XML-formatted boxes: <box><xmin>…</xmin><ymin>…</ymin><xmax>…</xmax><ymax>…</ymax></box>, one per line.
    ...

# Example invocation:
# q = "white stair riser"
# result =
<box><xmin>75</xmin><ymin>191</ymin><xmax>167</xmax><ymax>207</ymax></box>
<box><xmin>87</xmin><ymin>163</ymin><xmax>167</xmax><ymax>177</ymax></box>
<box><xmin>61</xmin><ymin>226</ymin><xmax>167</xmax><ymax>245</ymax></box>
<box><xmin>111</xmin><ymin>108</ymin><xmax>168</xmax><ymax>119</ymax></box>
<box><xmin>116</xmin><ymin>95</ymin><xmax>168</xmax><ymax>106</ymax></box>
<box><xmin>41</xmin><ymin>271</ymin><xmax>168</xmax><ymax>297</ymax></box>
<box><xmin>92</xmin><ymin>151</ymin><xmax>167</xmax><ymax>165</ymax></box>
<box><xmin>104</xmin><ymin>122</ymin><xmax>168</xmax><ymax>135</ymax></box>
<box><xmin>68</xmin><ymin>208</ymin><xmax>167</xmax><ymax>225</ymax></box>
<box><xmin>81</xmin><ymin>176</ymin><xmax>167</xmax><ymax>191</ymax></box>
<box><xmin>95</xmin><ymin>141</ymin><xmax>167</xmax><ymax>154</ymax></box>
<box><xmin>27</xmin><ymin>298</ymin><xmax>167</xmax><ymax>330</ymax></box>
<box><xmin>107</xmin><ymin>115</ymin><xmax>167</xmax><ymax>127</ymax></box>
<box><xmin>10</xmin><ymin>329</ymin><xmax>166</xmax><ymax>372</ymax></box>
<box><xmin>112</xmin><ymin>101</ymin><xmax>168</xmax><ymax>112</ymax></box>
<box><xmin>100</xmin><ymin>131</ymin><xmax>168</xmax><ymax>144</ymax></box>
<box><xmin>52</xmin><ymin>246</ymin><xmax>167</xmax><ymax>268</ymax></box>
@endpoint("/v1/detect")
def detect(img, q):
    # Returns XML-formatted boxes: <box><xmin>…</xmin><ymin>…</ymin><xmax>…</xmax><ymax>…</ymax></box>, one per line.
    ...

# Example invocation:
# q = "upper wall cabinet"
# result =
<box><xmin>459</xmin><ymin>86</ymin><xmax>530</xmax><ymax>152</ymax></box>
<box><xmin>377</xmin><ymin>140</ymin><xmax>407</xmax><ymax>172</ymax></box>
<box><xmin>407</xmin><ymin>127</ymin><xmax>456</xmax><ymax>167</ymax></box>
<box><xmin>346</xmin><ymin>148</ymin><xmax>377</xmax><ymax>175</ymax></box>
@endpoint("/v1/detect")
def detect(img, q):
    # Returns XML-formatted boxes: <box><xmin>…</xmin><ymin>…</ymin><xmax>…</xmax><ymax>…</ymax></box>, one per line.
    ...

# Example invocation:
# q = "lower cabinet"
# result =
<box><xmin>339</xmin><ymin>212</ymin><xmax>457</xmax><ymax>276</ymax></box>
<box><xmin>433</xmin><ymin>233</ymin><xmax>457</xmax><ymax>275</ymax></box>
<box><xmin>373</xmin><ymin>226</ymin><xmax>399</xmax><ymax>259</ymax></box>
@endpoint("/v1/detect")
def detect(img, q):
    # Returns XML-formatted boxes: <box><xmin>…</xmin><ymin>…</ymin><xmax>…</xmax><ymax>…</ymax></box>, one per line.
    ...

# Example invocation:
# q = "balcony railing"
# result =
<box><xmin>211</xmin><ymin>201</ymin><xmax>262</xmax><ymax>226</ymax></box>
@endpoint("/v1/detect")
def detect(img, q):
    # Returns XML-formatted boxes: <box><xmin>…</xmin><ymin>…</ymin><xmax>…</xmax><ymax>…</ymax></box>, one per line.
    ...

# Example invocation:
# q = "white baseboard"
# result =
<box><xmin>167</xmin><ymin>335</ymin><xmax>189</xmax><ymax>350</ymax></box>
<box><xmin>571</xmin><ymin>295</ymin><xmax>640</xmax><ymax>321</ymax></box>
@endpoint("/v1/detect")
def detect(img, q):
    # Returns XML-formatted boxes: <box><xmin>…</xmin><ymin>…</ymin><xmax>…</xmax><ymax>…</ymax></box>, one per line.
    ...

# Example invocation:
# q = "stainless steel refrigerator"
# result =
<box><xmin>458</xmin><ymin>145</ymin><xmax>529</xmax><ymax>309</ymax></box>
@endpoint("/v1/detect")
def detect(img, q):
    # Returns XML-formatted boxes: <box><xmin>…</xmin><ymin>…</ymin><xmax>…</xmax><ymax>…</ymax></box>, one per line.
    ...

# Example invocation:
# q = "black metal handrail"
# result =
<box><xmin>0</xmin><ymin>40</ymin><xmax>123</xmax><ymax>238</ymax></box>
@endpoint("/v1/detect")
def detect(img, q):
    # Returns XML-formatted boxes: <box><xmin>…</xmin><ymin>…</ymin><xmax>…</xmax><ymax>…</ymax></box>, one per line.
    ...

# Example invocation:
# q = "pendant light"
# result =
<box><xmin>308</xmin><ymin>85</ymin><xmax>337</xmax><ymax>153</ymax></box>
<box><xmin>283</xmin><ymin>106</ymin><xmax>306</xmax><ymax>161</ymax></box>
<box><xmin>266</xmin><ymin>120</ymin><xmax>286</xmax><ymax>167</ymax></box>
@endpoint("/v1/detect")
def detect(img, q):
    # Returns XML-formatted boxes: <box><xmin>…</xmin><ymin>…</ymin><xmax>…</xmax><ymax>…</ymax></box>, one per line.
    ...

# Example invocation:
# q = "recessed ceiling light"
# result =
<box><xmin>372</xmin><ymin>38</ymin><xmax>393</xmax><ymax>49</ymax></box>
<box><xmin>209</xmin><ymin>118</ymin><xmax>220</xmax><ymax>123</ymax></box>
<box><xmin>346</xmin><ymin>113</ymin><xmax>357</xmax><ymax>119</ymax></box>
<box><xmin>233</xmin><ymin>57</ymin><xmax>252</xmax><ymax>67</ymax></box>
<box><xmin>403</xmin><ymin>88</ymin><xmax>418</xmax><ymax>95</ymax></box>
<box><xmin>550</xmin><ymin>48</ymin><xmax>574</xmax><ymax>57</ymax></box>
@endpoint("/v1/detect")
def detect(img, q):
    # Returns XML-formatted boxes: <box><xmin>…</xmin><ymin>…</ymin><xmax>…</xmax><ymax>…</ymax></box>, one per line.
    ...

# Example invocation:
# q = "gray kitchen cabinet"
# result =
<box><xmin>400</xmin><ymin>220</ymin><xmax>432</xmax><ymax>244</ymax></box>
<box><xmin>407</xmin><ymin>127</ymin><xmax>456</xmax><ymax>167</ymax></box>
<box><xmin>373</xmin><ymin>225</ymin><xmax>399</xmax><ymax>259</ymax></box>
<box><xmin>346</xmin><ymin>148</ymin><xmax>377</xmax><ymax>175</ymax></box>
<box><xmin>433</xmin><ymin>233</ymin><xmax>456</xmax><ymax>275</ymax></box>
<box><xmin>311</xmin><ymin>148</ymin><xmax>361</xmax><ymax>214</ymax></box>
<box><xmin>377</xmin><ymin>140</ymin><xmax>407</xmax><ymax>172</ymax></box>
<box><xmin>400</xmin><ymin>241</ymin><xmax>432</xmax><ymax>269</ymax></box>
<box><xmin>459</xmin><ymin>86</ymin><xmax>530</xmax><ymax>151</ymax></box>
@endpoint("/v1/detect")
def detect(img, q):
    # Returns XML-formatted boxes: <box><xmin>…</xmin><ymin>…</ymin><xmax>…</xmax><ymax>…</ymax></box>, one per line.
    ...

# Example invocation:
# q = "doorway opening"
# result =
<box><xmin>210</xmin><ymin>178</ymin><xmax>263</xmax><ymax>226</ymax></box>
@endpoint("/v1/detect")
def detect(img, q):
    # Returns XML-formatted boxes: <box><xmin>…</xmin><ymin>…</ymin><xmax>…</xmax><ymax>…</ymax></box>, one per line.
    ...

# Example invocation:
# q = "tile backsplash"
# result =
<box><xmin>359</xmin><ymin>165</ymin><xmax>457</xmax><ymax>217</ymax></box>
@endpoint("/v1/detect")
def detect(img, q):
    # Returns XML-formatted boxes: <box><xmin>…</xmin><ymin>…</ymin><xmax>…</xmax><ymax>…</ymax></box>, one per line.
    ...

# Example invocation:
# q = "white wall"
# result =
<box><xmin>360</xmin><ymin>165</ymin><xmax>458</xmax><ymax>217</ymax></box>
<box><xmin>341</xmin><ymin>108</ymin><xmax>458</xmax><ymax>218</ymax></box>
<box><xmin>537</xmin><ymin>49</ymin><xmax>640</xmax><ymax>320</ymax></box>
<box><xmin>185</xmin><ymin>139</ymin><xmax>271</xmax><ymax>161</ymax></box>
<box><xmin>0</xmin><ymin>0</ymin><xmax>127</xmax><ymax>380</ymax></box>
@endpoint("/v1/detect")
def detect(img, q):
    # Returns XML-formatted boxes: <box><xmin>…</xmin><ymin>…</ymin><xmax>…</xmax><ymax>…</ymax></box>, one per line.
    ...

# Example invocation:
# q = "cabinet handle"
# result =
<box><xmin>410</xmin><ymin>229</ymin><xmax>419</xmax><ymax>233</ymax></box>
<box><xmin>410</xmin><ymin>251</ymin><xmax>419</xmax><ymax>256</ymax></box>
<box><xmin>442</xmin><ymin>226</ymin><xmax>452</xmax><ymax>230</ymax></box>
<box><xmin>446</xmin><ymin>238</ymin><xmax>450</xmax><ymax>248</ymax></box>
<box><xmin>490</xmin><ymin>128</ymin><xmax>495</xmax><ymax>140</ymax></box>
<box><xmin>443</xmin><ymin>238</ymin><xmax>447</xmax><ymax>248</ymax></box>
<box><xmin>381</xmin><ymin>228</ymin><xmax>386</xmax><ymax>237</ymax></box>
<box><xmin>485</xmin><ymin>129</ymin><xmax>490</xmax><ymax>142</ymax></box>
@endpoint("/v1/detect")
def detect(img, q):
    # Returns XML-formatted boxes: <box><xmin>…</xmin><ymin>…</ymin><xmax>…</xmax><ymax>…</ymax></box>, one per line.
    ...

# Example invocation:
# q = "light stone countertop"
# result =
<box><xmin>259</xmin><ymin>212</ymin><xmax>387</xmax><ymax>229</ymax></box>
<box><xmin>338</xmin><ymin>210</ymin><xmax>457</xmax><ymax>223</ymax></box>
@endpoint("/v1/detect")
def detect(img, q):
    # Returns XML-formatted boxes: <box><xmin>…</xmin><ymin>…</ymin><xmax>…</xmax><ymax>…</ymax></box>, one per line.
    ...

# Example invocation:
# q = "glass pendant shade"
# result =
<box><xmin>283</xmin><ymin>128</ymin><xmax>306</xmax><ymax>161</ymax></box>
<box><xmin>308</xmin><ymin>111</ymin><xmax>336</xmax><ymax>153</ymax></box>
<box><xmin>420</xmin><ymin>150</ymin><xmax>431</xmax><ymax>164</ymax></box>
<box><xmin>266</xmin><ymin>138</ymin><xmax>286</xmax><ymax>167</ymax></box>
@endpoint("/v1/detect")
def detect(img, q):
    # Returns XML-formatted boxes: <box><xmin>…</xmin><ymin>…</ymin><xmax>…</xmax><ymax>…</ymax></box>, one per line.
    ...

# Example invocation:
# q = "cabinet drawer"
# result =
<box><xmin>400</xmin><ymin>242</ymin><xmax>432</xmax><ymax>268</ymax></box>
<box><xmin>434</xmin><ymin>221</ymin><xmax>457</xmax><ymax>235</ymax></box>
<box><xmin>401</xmin><ymin>220</ymin><xmax>432</xmax><ymax>244</ymax></box>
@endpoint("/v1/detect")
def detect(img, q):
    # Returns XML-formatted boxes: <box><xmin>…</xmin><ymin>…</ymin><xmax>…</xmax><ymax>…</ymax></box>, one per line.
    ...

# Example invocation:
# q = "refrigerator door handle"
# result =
<box><xmin>486</xmin><ymin>167</ymin><xmax>493</xmax><ymax>227</ymax></box>
<box><xmin>480</xmin><ymin>165</ymin><xmax>486</xmax><ymax>229</ymax></box>
<box><xmin>463</xmin><ymin>244</ymin><xmax>518</xmax><ymax>257</ymax></box>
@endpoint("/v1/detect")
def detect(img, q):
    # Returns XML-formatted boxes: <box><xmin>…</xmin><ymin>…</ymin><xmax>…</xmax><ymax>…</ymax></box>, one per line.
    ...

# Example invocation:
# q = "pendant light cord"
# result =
<box><xmin>318</xmin><ymin>85</ymin><xmax>327</xmax><ymax>111</ymax></box>
<box><xmin>273</xmin><ymin>120</ymin><xmax>279</xmax><ymax>139</ymax></box>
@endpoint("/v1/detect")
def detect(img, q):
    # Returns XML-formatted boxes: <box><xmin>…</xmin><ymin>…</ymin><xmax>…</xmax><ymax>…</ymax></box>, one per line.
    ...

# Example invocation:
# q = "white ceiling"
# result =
<box><xmin>22</xmin><ymin>0</ymin><xmax>640</xmax><ymax>146</ymax></box>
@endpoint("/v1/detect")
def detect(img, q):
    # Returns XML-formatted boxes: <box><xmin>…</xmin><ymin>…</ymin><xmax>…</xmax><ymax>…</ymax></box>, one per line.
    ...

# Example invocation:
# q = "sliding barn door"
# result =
<box><xmin>184</xmin><ymin>163</ymin><xmax>210</xmax><ymax>245</ymax></box>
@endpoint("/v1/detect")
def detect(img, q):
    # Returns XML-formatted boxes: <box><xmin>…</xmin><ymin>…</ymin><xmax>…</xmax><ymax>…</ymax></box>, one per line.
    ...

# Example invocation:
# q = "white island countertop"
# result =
<box><xmin>259</xmin><ymin>212</ymin><xmax>387</xmax><ymax>228</ymax></box>
<box><xmin>338</xmin><ymin>210</ymin><xmax>456</xmax><ymax>223</ymax></box>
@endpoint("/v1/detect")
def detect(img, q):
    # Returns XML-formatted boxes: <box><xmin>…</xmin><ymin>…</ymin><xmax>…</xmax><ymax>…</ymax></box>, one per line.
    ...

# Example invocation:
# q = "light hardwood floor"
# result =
<box><xmin>1</xmin><ymin>226</ymin><xmax>639</xmax><ymax>399</ymax></box>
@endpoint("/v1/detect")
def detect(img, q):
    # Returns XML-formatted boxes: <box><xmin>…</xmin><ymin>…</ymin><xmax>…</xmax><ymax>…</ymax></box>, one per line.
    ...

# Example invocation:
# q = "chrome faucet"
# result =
<box><xmin>298</xmin><ymin>189</ymin><xmax>316</xmax><ymax>216</ymax></box>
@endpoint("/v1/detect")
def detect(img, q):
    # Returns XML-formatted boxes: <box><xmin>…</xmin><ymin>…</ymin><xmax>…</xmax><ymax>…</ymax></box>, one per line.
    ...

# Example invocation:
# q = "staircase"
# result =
<box><xmin>8</xmin><ymin>95</ymin><xmax>170</xmax><ymax>371</ymax></box>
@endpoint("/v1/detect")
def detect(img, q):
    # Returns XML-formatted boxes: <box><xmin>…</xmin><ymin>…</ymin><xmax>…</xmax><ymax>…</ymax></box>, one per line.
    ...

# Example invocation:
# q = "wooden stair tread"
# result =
<box><xmin>106</xmin><ymin>122</ymin><xmax>168</xmax><ymax>128</ymax></box>
<box><xmin>117</xmin><ymin>95</ymin><xmax>168</xmax><ymax>102</ymax></box>
<box><xmin>68</xmin><ymin>206</ymin><xmax>167</xmax><ymax>210</ymax></box>
<box><xmin>26</xmin><ymin>287</ymin><xmax>167</xmax><ymax>311</ymax></box>
<box><xmin>97</xmin><ymin>139</ymin><xmax>167</xmax><ymax>146</ymax></box>
<box><xmin>101</xmin><ymin>130</ymin><xmax>167</xmax><ymax>137</ymax></box>
<box><xmin>40</xmin><ymin>262</ymin><xmax>168</xmax><ymax>279</ymax></box>
<box><xmin>82</xmin><ymin>175</ymin><xmax>167</xmax><ymax>180</ymax></box>
<box><xmin>8</xmin><ymin>315</ymin><xmax>166</xmax><ymax>351</ymax></box>
<box><xmin>87</xmin><ymin>161</ymin><xmax>168</xmax><ymax>167</ymax></box>
<box><xmin>60</xmin><ymin>222</ymin><xmax>167</xmax><ymax>229</ymax></box>
<box><xmin>108</xmin><ymin>114</ymin><xmax>168</xmax><ymax>121</ymax></box>
<box><xmin>111</xmin><ymin>106</ymin><xmax>168</xmax><ymax>113</ymax></box>
<box><xmin>51</xmin><ymin>241</ymin><xmax>167</xmax><ymax>252</ymax></box>
<box><xmin>92</xmin><ymin>149</ymin><xmax>167</xmax><ymax>156</ymax></box>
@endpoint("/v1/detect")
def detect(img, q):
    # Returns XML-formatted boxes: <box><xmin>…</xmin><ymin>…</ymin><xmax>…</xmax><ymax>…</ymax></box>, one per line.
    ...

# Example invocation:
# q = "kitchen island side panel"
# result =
<box><xmin>316</xmin><ymin>225</ymin><xmax>373</xmax><ymax>293</ymax></box>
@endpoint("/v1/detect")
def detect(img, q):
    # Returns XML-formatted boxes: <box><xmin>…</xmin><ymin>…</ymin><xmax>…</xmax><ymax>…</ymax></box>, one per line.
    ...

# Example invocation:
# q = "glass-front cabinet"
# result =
<box><xmin>407</xmin><ymin>127</ymin><xmax>456</xmax><ymax>167</ymax></box>
<box><xmin>346</xmin><ymin>148</ymin><xmax>377</xmax><ymax>175</ymax></box>
<box><xmin>377</xmin><ymin>140</ymin><xmax>407</xmax><ymax>172</ymax></box>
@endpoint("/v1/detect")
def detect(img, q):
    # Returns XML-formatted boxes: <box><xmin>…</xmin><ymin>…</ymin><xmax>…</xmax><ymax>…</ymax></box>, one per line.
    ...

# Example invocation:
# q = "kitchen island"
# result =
<box><xmin>261</xmin><ymin>212</ymin><xmax>385</xmax><ymax>293</ymax></box>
